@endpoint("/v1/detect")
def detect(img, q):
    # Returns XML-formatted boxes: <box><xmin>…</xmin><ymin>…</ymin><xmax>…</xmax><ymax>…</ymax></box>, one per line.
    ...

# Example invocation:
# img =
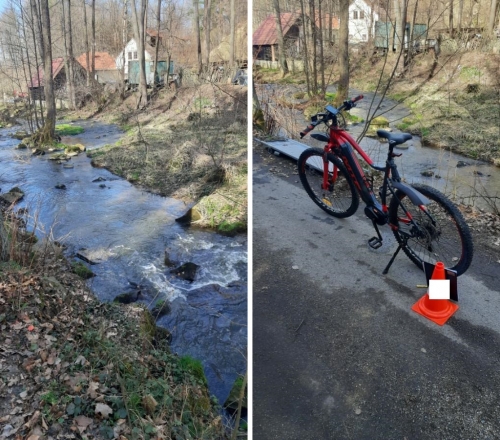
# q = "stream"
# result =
<box><xmin>258</xmin><ymin>84</ymin><xmax>500</xmax><ymax>212</ymax></box>
<box><xmin>0</xmin><ymin>120</ymin><xmax>247</xmax><ymax>406</ymax></box>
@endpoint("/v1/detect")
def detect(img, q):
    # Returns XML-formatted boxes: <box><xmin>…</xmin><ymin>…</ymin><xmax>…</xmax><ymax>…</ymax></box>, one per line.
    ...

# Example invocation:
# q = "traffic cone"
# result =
<box><xmin>411</xmin><ymin>262</ymin><xmax>459</xmax><ymax>326</ymax></box>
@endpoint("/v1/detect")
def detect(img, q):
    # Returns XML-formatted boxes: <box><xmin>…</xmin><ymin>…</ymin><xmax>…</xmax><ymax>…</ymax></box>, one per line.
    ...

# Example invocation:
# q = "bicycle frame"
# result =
<box><xmin>324</xmin><ymin>127</ymin><xmax>388</xmax><ymax>214</ymax></box>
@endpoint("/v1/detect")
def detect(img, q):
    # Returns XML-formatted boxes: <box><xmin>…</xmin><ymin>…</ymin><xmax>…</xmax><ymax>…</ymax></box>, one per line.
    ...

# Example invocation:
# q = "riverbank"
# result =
<box><xmin>255</xmin><ymin>50</ymin><xmax>500</xmax><ymax>167</ymax></box>
<box><xmin>78</xmin><ymin>83</ymin><xmax>247</xmax><ymax>235</ymax></box>
<box><xmin>0</xmin><ymin>236</ymin><xmax>227</xmax><ymax>439</ymax></box>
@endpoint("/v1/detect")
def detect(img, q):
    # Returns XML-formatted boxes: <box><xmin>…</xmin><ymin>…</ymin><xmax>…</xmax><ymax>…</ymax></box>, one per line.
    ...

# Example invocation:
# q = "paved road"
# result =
<box><xmin>253</xmin><ymin>147</ymin><xmax>500</xmax><ymax>440</ymax></box>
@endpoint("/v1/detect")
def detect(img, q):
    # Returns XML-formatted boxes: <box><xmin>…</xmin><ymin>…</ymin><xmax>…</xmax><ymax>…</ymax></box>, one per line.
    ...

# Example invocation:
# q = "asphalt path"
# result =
<box><xmin>253</xmin><ymin>145</ymin><xmax>500</xmax><ymax>440</ymax></box>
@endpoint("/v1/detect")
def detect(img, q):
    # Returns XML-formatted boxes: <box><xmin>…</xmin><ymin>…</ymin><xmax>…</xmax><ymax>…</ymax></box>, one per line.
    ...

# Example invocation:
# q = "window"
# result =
<box><xmin>134</xmin><ymin>51</ymin><xmax>138</xmax><ymax>59</ymax></box>
<box><xmin>353</xmin><ymin>10</ymin><xmax>358</xmax><ymax>19</ymax></box>
<box><xmin>360</xmin><ymin>11</ymin><xmax>365</xmax><ymax>19</ymax></box>
<box><xmin>128</xmin><ymin>52</ymin><xmax>132</xmax><ymax>60</ymax></box>
<box><xmin>362</xmin><ymin>34</ymin><xmax>367</xmax><ymax>40</ymax></box>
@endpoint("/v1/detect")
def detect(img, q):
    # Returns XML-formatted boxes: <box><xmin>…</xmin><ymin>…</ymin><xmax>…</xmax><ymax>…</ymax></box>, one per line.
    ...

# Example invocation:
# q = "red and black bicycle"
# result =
<box><xmin>297</xmin><ymin>95</ymin><xmax>473</xmax><ymax>276</ymax></box>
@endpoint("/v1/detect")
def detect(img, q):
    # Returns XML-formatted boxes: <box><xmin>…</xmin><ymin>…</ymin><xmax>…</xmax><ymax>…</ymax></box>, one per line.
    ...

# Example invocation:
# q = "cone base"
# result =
<box><xmin>411</xmin><ymin>294</ymin><xmax>459</xmax><ymax>326</ymax></box>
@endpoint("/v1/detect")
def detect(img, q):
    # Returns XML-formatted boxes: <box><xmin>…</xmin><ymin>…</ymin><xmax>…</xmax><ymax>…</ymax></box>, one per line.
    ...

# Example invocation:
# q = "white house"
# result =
<box><xmin>348</xmin><ymin>0</ymin><xmax>378</xmax><ymax>43</ymax></box>
<box><xmin>115</xmin><ymin>31</ymin><xmax>163</xmax><ymax>79</ymax></box>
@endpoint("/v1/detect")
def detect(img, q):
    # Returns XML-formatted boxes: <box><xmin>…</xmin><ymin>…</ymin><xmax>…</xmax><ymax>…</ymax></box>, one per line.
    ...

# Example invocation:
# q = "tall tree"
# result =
<box><xmin>91</xmin><ymin>0</ymin><xmax>96</xmax><ymax>79</ymax></box>
<box><xmin>193</xmin><ymin>0</ymin><xmax>202</xmax><ymax>74</ymax></box>
<box><xmin>62</xmin><ymin>0</ymin><xmax>76</xmax><ymax>109</ymax></box>
<box><xmin>272</xmin><ymin>0</ymin><xmax>288</xmax><ymax>75</ymax></box>
<box><xmin>203</xmin><ymin>0</ymin><xmax>212</xmax><ymax>68</ymax></box>
<box><xmin>229</xmin><ymin>0</ymin><xmax>236</xmax><ymax>66</ymax></box>
<box><xmin>38</xmin><ymin>0</ymin><xmax>56</xmax><ymax>142</ymax></box>
<box><xmin>488</xmin><ymin>0</ymin><xmax>499</xmax><ymax>36</ymax></box>
<box><xmin>336</xmin><ymin>0</ymin><xmax>349</xmax><ymax>104</ymax></box>
<box><xmin>83</xmin><ymin>0</ymin><xmax>91</xmax><ymax>86</ymax></box>
<box><xmin>131</xmin><ymin>0</ymin><xmax>148</xmax><ymax>108</ymax></box>
<box><xmin>153</xmin><ymin>0</ymin><xmax>161</xmax><ymax>85</ymax></box>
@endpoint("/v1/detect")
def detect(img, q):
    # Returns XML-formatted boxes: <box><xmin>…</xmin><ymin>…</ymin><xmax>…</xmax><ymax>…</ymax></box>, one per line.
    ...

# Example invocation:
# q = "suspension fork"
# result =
<box><xmin>322</xmin><ymin>149</ymin><xmax>337</xmax><ymax>190</ymax></box>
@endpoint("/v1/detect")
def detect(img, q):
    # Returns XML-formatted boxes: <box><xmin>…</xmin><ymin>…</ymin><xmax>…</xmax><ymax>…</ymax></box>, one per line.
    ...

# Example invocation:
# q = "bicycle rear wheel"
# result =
<box><xmin>389</xmin><ymin>184</ymin><xmax>473</xmax><ymax>275</ymax></box>
<box><xmin>297</xmin><ymin>148</ymin><xmax>359</xmax><ymax>218</ymax></box>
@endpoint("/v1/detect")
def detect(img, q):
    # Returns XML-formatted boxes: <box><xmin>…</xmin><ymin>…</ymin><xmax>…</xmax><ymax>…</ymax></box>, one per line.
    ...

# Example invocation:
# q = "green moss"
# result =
<box><xmin>179</xmin><ymin>355</ymin><xmax>207</xmax><ymax>386</ymax></box>
<box><xmin>71</xmin><ymin>262</ymin><xmax>94</xmax><ymax>279</ymax></box>
<box><xmin>218</xmin><ymin>221</ymin><xmax>246</xmax><ymax>235</ymax></box>
<box><xmin>55</xmin><ymin>124</ymin><xmax>84</xmax><ymax>136</ymax></box>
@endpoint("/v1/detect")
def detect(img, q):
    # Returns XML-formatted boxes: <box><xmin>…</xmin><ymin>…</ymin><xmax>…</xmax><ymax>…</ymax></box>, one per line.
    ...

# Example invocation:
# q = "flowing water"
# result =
<box><xmin>0</xmin><ymin>120</ymin><xmax>247</xmax><ymax>405</ymax></box>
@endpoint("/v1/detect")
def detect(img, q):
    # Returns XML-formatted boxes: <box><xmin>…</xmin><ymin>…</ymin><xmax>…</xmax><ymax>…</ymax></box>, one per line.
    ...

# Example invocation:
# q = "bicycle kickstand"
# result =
<box><xmin>382</xmin><ymin>236</ymin><xmax>408</xmax><ymax>275</ymax></box>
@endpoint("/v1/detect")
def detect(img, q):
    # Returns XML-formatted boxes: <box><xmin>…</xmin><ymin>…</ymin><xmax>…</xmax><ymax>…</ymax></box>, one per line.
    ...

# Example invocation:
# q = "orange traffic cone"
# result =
<box><xmin>411</xmin><ymin>262</ymin><xmax>459</xmax><ymax>326</ymax></box>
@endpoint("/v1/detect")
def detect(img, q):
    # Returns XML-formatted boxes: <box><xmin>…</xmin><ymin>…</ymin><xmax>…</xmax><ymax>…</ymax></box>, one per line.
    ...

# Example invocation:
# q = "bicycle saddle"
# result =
<box><xmin>377</xmin><ymin>130</ymin><xmax>412</xmax><ymax>146</ymax></box>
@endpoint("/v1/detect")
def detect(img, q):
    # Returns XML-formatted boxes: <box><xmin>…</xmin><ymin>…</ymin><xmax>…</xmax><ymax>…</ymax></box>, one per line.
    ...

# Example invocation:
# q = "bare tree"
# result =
<box><xmin>37</xmin><ymin>0</ymin><xmax>56</xmax><ymax>142</ymax></box>
<box><xmin>193</xmin><ymin>0</ymin><xmax>202</xmax><ymax>74</ymax></box>
<box><xmin>131</xmin><ymin>0</ymin><xmax>148</xmax><ymax>108</ymax></box>
<box><xmin>488</xmin><ymin>0</ymin><xmax>499</xmax><ymax>36</ymax></box>
<box><xmin>83</xmin><ymin>0</ymin><xmax>91</xmax><ymax>86</ymax></box>
<box><xmin>62</xmin><ymin>0</ymin><xmax>76</xmax><ymax>109</ymax></box>
<box><xmin>272</xmin><ymin>0</ymin><xmax>289</xmax><ymax>75</ymax></box>
<box><xmin>203</xmin><ymin>0</ymin><xmax>212</xmax><ymax>67</ymax></box>
<box><xmin>153</xmin><ymin>0</ymin><xmax>161</xmax><ymax>86</ymax></box>
<box><xmin>91</xmin><ymin>0</ymin><xmax>96</xmax><ymax>79</ymax></box>
<box><xmin>229</xmin><ymin>0</ymin><xmax>236</xmax><ymax>66</ymax></box>
<box><xmin>336</xmin><ymin>0</ymin><xmax>350</xmax><ymax>103</ymax></box>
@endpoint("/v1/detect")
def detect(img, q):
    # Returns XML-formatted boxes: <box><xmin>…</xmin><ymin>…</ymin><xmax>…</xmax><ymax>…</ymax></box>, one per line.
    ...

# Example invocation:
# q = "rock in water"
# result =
<box><xmin>170</xmin><ymin>262</ymin><xmax>199</xmax><ymax>282</ymax></box>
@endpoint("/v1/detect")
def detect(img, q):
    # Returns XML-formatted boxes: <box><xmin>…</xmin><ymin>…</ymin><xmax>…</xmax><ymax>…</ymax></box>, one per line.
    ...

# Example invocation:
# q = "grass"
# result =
<box><xmin>55</xmin><ymin>124</ymin><xmax>84</xmax><ymax>136</ymax></box>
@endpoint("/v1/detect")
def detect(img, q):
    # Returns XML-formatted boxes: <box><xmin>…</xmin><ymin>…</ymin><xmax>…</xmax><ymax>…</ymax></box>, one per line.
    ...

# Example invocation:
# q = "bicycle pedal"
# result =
<box><xmin>368</xmin><ymin>237</ymin><xmax>383</xmax><ymax>249</ymax></box>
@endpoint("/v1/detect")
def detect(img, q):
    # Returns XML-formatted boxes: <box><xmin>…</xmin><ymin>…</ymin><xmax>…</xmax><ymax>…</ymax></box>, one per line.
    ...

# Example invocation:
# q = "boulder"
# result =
<box><xmin>12</xmin><ymin>130</ymin><xmax>29</xmax><ymax>140</ymax></box>
<box><xmin>420</xmin><ymin>170</ymin><xmax>434</xmax><ymax>177</ymax></box>
<box><xmin>65</xmin><ymin>144</ymin><xmax>86</xmax><ymax>154</ymax></box>
<box><xmin>114</xmin><ymin>291</ymin><xmax>142</xmax><ymax>304</ymax></box>
<box><xmin>223</xmin><ymin>375</ymin><xmax>247</xmax><ymax>413</ymax></box>
<box><xmin>170</xmin><ymin>262</ymin><xmax>199</xmax><ymax>282</ymax></box>
<box><xmin>151</xmin><ymin>300</ymin><xmax>172</xmax><ymax>318</ymax></box>
<box><xmin>175</xmin><ymin>207</ymin><xmax>202</xmax><ymax>225</ymax></box>
<box><xmin>164</xmin><ymin>248</ymin><xmax>177</xmax><ymax>267</ymax></box>
<box><xmin>0</xmin><ymin>187</ymin><xmax>24</xmax><ymax>204</ymax></box>
<box><xmin>55</xmin><ymin>184</ymin><xmax>67</xmax><ymax>190</ymax></box>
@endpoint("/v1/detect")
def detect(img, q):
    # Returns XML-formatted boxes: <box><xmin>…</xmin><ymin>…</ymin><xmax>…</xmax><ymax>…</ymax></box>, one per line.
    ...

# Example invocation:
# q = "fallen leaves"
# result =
<box><xmin>94</xmin><ymin>403</ymin><xmax>113</xmax><ymax>419</ymax></box>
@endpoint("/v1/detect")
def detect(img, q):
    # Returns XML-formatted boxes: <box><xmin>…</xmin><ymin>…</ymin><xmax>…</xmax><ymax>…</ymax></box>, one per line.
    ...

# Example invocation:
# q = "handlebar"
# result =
<box><xmin>299</xmin><ymin>95</ymin><xmax>364</xmax><ymax>138</ymax></box>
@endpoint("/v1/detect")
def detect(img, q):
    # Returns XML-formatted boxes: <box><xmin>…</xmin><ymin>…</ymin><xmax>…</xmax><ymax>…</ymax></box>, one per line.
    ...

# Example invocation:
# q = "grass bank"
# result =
<box><xmin>87</xmin><ymin>83</ymin><xmax>247</xmax><ymax>235</ymax></box>
<box><xmin>255</xmin><ymin>50</ymin><xmax>500</xmax><ymax>166</ymax></box>
<box><xmin>0</xmin><ymin>209</ymin><xmax>228</xmax><ymax>439</ymax></box>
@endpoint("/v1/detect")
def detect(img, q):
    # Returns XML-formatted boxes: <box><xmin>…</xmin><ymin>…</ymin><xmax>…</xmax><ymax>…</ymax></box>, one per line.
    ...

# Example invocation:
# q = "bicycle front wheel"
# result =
<box><xmin>297</xmin><ymin>148</ymin><xmax>359</xmax><ymax>218</ymax></box>
<box><xmin>389</xmin><ymin>184</ymin><xmax>473</xmax><ymax>275</ymax></box>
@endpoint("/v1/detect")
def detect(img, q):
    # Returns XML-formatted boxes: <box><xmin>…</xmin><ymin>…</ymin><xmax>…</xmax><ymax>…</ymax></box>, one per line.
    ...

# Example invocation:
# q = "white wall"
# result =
<box><xmin>115</xmin><ymin>39</ymin><xmax>152</xmax><ymax>78</ymax></box>
<box><xmin>348</xmin><ymin>0</ymin><xmax>378</xmax><ymax>43</ymax></box>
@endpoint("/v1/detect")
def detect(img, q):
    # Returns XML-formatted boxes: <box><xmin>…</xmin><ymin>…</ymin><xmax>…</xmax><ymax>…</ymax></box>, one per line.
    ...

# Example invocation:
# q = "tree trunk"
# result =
<box><xmin>336</xmin><ymin>0</ymin><xmax>349</xmax><ymax>104</ymax></box>
<box><xmin>203</xmin><ymin>0</ymin><xmax>212</xmax><ymax>69</ymax></box>
<box><xmin>91</xmin><ymin>0</ymin><xmax>96</xmax><ymax>80</ymax></box>
<box><xmin>449</xmin><ymin>0</ymin><xmax>454</xmax><ymax>37</ymax></box>
<box><xmin>457</xmin><ymin>0</ymin><xmax>464</xmax><ymax>33</ymax></box>
<box><xmin>62</xmin><ymin>0</ymin><xmax>76</xmax><ymax>109</ymax></box>
<box><xmin>131</xmin><ymin>0</ymin><xmax>148</xmax><ymax>108</ymax></box>
<box><xmin>273</xmin><ymin>0</ymin><xmax>289</xmax><ymax>75</ymax></box>
<box><xmin>193</xmin><ymin>0</ymin><xmax>202</xmax><ymax>74</ymax></box>
<box><xmin>30</xmin><ymin>0</ymin><xmax>44</xmax><ymax>125</ymax></box>
<box><xmin>488</xmin><ymin>0</ymin><xmax>499</xmax><ymax>36</ymax></box>
<box><xmin>120</xmin><ymin>0</ymin><xmax>128</xmax><ymax>97</ymax></box>
<box><xmin>299</xmin><ymin>0</ymin><xmax>311</xmax><ymax>96</ymax></box>
<box><xmin>318</xmin><ymin>0</ymin><xmax>325</xmax><ymax>93</ymax></box>
<box><xmin>229</xmin><ymin>0</ymin><xmax>236</xmax><ymax>66</ymax></box>
<box><xmin>39</xmin><ymin>0</ymin><xmax>56</xmax><ymax>142</ymax></box>
<box><xmin>83</xmin><ymin>0</ymin><xmax>91</xmax><ymax>87</ymax></box>
<box><xmin>153</xmin><ymin>0</ymin><xmax>161</xmax><ymax>86</ymax></box>
<box><xmin>393</xmin><ymin>0</ymin><xmax>402</xmax><ymax>52</ymax></box>
<box><xmin>309</xmin><ymin>0</ymin><xmax>318</xmax><ymax>94</ymax></box>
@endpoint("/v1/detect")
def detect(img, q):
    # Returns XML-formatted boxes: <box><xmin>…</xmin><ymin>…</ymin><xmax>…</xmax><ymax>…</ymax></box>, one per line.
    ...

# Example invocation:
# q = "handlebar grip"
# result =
<box><xmin>300</xmin><ymin>125</ymin><xmax>315</xmax><ymax>138</ymax></box>
<box><xmin>351</xmin><ymin>95</ymin><xmax>364</xmax><ymax>103</ymax></box>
